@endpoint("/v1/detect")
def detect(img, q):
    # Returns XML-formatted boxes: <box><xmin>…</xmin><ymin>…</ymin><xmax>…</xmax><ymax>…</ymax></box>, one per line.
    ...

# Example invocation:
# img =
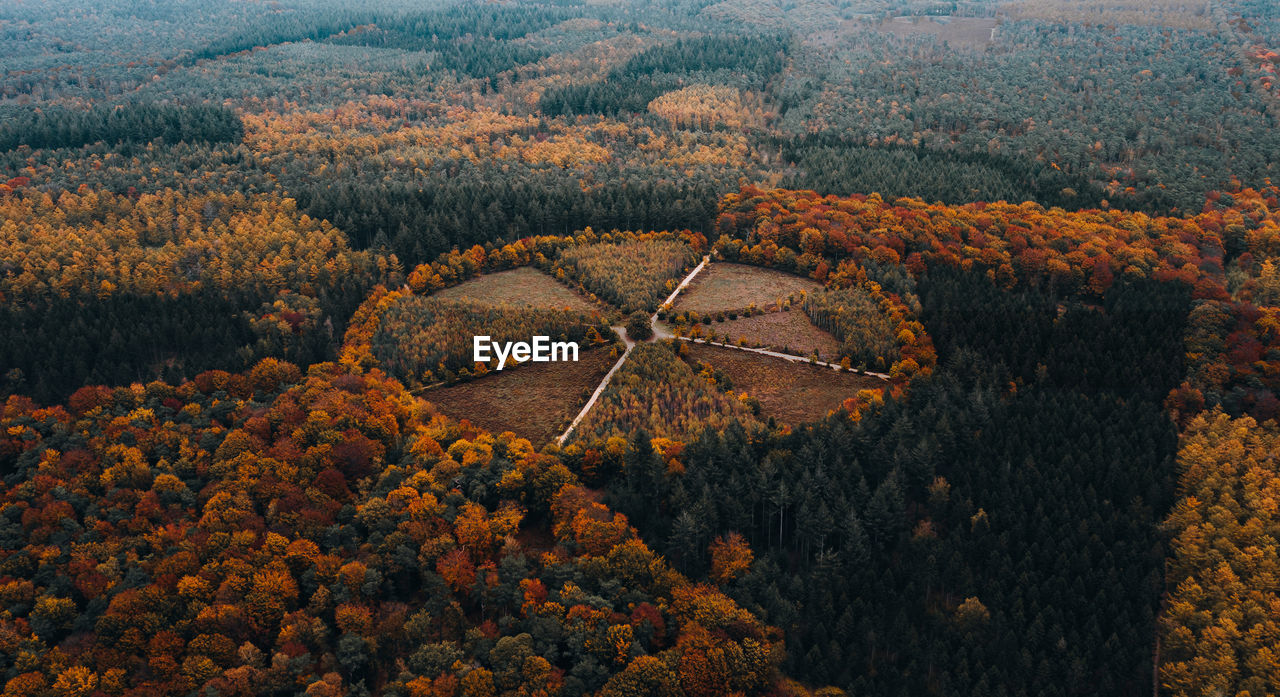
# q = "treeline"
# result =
<box><xmin>369</xmin><ymin>296</ymin><xmax>615</xmax><ymax>386</ymax></box>
<box><xmin>0</xmin><ymin>286</ymin><xmax>359</xmax><ymax>406</ymax></box>
<box><xmin>574</xmin><ymin>266</ymin><xmax>1184</xmax><ymax>696</ymax></box>
<box><xmin>554</xmin><ymin>238</ymin><xmax>699</xmax><ymax>313</ymax></box>
<box><xmin>196</xmin><ymin>4</ymin><xmax>568</xmax><ymax>78</ymax></box>
<box><xmin>294</xmin><ymin>171</ymin><xmax>721</xmax><ymax>266</ymax></box>
<box><xmin>324</xmin><ymin>4</ymin><xmax>574</xmax><ymax>79</ymax></box>
<box><xmin>193</xmin><ymin>8</ymin><xmax>373</xmax><ymax>60</ymax></box>
<box><xmin>0</xmin><ymin>103</ymin><xmax>242</xmax><ymax>153</ymax></box>
<box><xmin>539</xmin><ymin>33</ymin><xmax>790</xmax><ymax>117</ymax></box>
<box><xmin>777</xmin><ymin>136</ymin><xmax>1111</xmax><ymax>211</ymax></box>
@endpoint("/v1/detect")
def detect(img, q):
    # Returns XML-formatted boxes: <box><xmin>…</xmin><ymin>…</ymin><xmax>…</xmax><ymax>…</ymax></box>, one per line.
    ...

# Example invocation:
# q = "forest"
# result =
<box><xmin>4</xmin><ymin>0</ymin><xmax>1280</xmax><ymax>695</ymax></box>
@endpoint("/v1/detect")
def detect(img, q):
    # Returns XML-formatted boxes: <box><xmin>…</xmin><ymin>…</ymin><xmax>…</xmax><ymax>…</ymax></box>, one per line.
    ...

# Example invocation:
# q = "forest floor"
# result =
<box><xmin>434</xmin><ymin>266</ymin><xmax>605</xmax><ymax>314</ymax></box>
<box><xmin>671</xmin><ymin>262</ymin><xmax>821</xmax><ymax>313</ymax></box>
<box><xmin>682</xmin><ymin>343</ymin><xmax>887</xmax><ymax>424</ymax></box>
<box><xmin>691</xmin><ymin>309</ymin><xmax>843</xmax><ymax>357</ymax></box>
<box><xmin>423</xmin><ymin>347</ymin><xmax>615</xmax><ymax>445</ymax></box>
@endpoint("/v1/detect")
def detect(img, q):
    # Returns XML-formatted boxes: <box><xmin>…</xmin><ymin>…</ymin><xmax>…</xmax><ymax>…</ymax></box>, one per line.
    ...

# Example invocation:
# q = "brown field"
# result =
<box><xmin>998</xmin><ymin>1</ymin><xmax>1213</xmax><ymax>30</ymax></box>
<box><xmin>874</xmin><ymin>16</ymin><xmax>998</xmax><ymax>49</ymax></box>
<box><xmin>697</xmin><ymin>309</ymin><xmax>842</xmax><ymax>358</ymax></box>
<box><xmin>683</xmin><ymin>344</ymin><xmax>885</xmax><ymax>425</ymax></box>
<box><xmin>434</xmin><ymin>267</ymin><xmax>603</xmax><ymax>314</ymax></box>
<box><xmin>674</xmin><ymin>263</ymin><xmax>821</xmax><ymax>313</ymax></box>
<box><xmin>809</xmin><ymin>15</ymin><xmax>998</xmax><ymax>50</ymax></box>
<box><xmin>422</xmin><ymin>348</ymin><xmax>616</xmax><ymax>445</ymax></box>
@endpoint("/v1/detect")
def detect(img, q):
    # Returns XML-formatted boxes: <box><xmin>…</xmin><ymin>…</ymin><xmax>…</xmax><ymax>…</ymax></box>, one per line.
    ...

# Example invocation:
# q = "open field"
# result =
<box><xmin>999</xmin><ymin>0</ymin><xmax>1214</xmax><ymax>30</ymax></box>
<box><xmin>672</xmin><ymin>262</ymin><xmax>821</xmax><ymax>313</ymax></box>
<box><xmin>874</xmin><ymin>16</ymin><xmax>998</xmax><ymax>49</ymax></box>
<box><xmin>696</xmin><ymin>309</ymin><xmax>842</xmax><ymax>358</ymax></box>
<box><xmin>683</xmin><ymin>343</ymin><xmax>885</xmax><ymax>425</ymax></box>
<box><xmin>808</xmin><ymin>15</ymin><xmax>998</xmax><ymax>50</ymax></box>
<box><xmin>422</xmin><ymin>348</ymin><xmax>616</xmax><ymax>444</ymax></box>
<box><xmin>433</xmin><ymin>267</ymin><xmax>604</xmax><ymax>314</ymax></box>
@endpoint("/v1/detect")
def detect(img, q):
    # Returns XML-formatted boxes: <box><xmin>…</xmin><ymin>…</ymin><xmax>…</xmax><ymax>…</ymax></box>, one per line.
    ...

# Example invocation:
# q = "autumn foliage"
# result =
<box><xmin>0</xmin><ymin>342</ymin><xmax>794</xmax><ymax>697</ymax></box>
<box><xmin>1160</xmin><ymin>410</ymin><xmax>1280</xmax><ymax>697</ymax></box>
<box><xmin>0</xmin><ymin>188</ymin><xmax>376</xmax><ymax>302</ymax></box>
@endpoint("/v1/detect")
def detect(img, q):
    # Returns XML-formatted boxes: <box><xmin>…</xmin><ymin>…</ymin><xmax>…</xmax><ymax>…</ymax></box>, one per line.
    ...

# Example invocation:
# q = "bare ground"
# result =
<box><xmin>683</xmin><ymin>343</ymin><xmax>885</xmax><ymax>426</ymax></box>
<box><xmin>422</xmin><ymin>348</ymin><xmax>617</xmax><ymax>445</ymax></box>
<box><xmin>696</xmin><ymin>309</ymin><xmax>842</xmax><ymax>358</ymax></box>
<box><xmin>673</xmin><ymin>263</ymin><xmax>821</xmax><ymax>313</ymax></box>
<box><xmin>434</xmin><ymin>267</ymin><xmax>604</xmax><ymax>314</ymax></box>
<box><xmin>810</xmin><ymin>16</ymin><xmax>998</xmax><ymax>50</ymax></box>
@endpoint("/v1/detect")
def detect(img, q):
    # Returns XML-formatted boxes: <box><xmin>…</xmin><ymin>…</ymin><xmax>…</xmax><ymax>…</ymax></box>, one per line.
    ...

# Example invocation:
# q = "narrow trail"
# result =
<box><xmin>671</xmin><ymin>335</ymin><xmax>891</xmax><ymax>380</ymax></box>
<box><xmin>556</xmin><ymin>336</ymin><xmax>632</xmax><ymax>447</ymax></box>
<box><xmin>556</xmin><ymin>255</ymin><xmax>890</xmax><ymax>444</ymax></box>
<box><xmin>655</xmin><ymin>255</ymin><xmax>709</xmax><ymax>318</ymax></box>
<box><xmin>557</xmin><ymin>257</ymin><xmax>708</xmax><ymax>446</ymax></box>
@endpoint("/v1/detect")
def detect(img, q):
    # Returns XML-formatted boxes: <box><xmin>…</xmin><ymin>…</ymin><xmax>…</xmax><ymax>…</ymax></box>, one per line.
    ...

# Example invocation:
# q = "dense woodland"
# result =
<box><xmin>4</xmin><ymin>0</ymin><xmax>1280</xmax><ymax>694</ymax></box>
<box><xmin>584</xmin><ymin>285</ymin><xmax>1183</xmax><ymax>694</ymax></box>
<box><xmin>0</xmin><ymin>359</ymin><xmax>787</xmax><ymax>697</ymax></box>
<box><xmin>0</xmin><ymin>188</ymin><xmax>386</xmax><ymax>405</ymax></box>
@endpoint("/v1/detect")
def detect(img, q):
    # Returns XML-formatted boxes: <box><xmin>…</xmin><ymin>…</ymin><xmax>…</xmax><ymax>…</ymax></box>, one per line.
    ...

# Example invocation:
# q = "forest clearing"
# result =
<box><xmin>432</xmin><ymin>266</ymin><xmax>605</xmax><ymax>314</ymax></box>
<box><xmin>421</xmin><ymin>346</ymin><xmax>616</xmax><ymax>445</ymax></box>
<box><xmin>872</xmin><ymin>16</ymin><xmax>998</xmax><ymax>49</ymax></box>
<box><xmin>670</xmin><ymin>261</ymin><xmax>821</xmax><ymax>313</ymax></box>
<box><xmin>681</xmin><ymin>343</ymin><xmax>887</xmax><ymax>425</ymax></box>
<box><xmin>678</xmin><ymin>307</ymin><xmax>843</xmax><ymax>357</ymax></box>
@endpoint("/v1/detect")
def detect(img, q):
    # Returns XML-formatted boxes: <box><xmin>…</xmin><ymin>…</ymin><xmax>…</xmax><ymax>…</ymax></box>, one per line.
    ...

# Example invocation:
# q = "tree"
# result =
<box><xmin>709</xmin><ymin>532</ymin><xmax>754</xmax><ymax>585</ymax></box>
<box><xmin>626</xmin><ymin>311</ymin><xmax>655</xmax><ymax>342</ymax></box>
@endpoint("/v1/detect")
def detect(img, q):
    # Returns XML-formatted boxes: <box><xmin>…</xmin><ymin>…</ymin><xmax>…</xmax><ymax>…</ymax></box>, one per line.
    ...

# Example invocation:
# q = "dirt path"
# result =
<box><xmin>672</xmin><ymin>336</ymin><xmax>891</xmax><ymax>380</ymax></box>
<box><xmin>656</xmin><ymin>256</ymin><xmax>710</xmax><ymax>316</ymax></box>
<box><xmin>556</xmin><ymin>340</ymin><xmax>633</xmax><ymax>446</ymax></box>
<box><xmin>555</xmin><ymin>256</ymin><xmax>889</xmax><ymax>444</ymax></box>
<box><xmin>557</xmin><ymin>257</ymin><xmax>709</xmax><ymax>445</ymax></box>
